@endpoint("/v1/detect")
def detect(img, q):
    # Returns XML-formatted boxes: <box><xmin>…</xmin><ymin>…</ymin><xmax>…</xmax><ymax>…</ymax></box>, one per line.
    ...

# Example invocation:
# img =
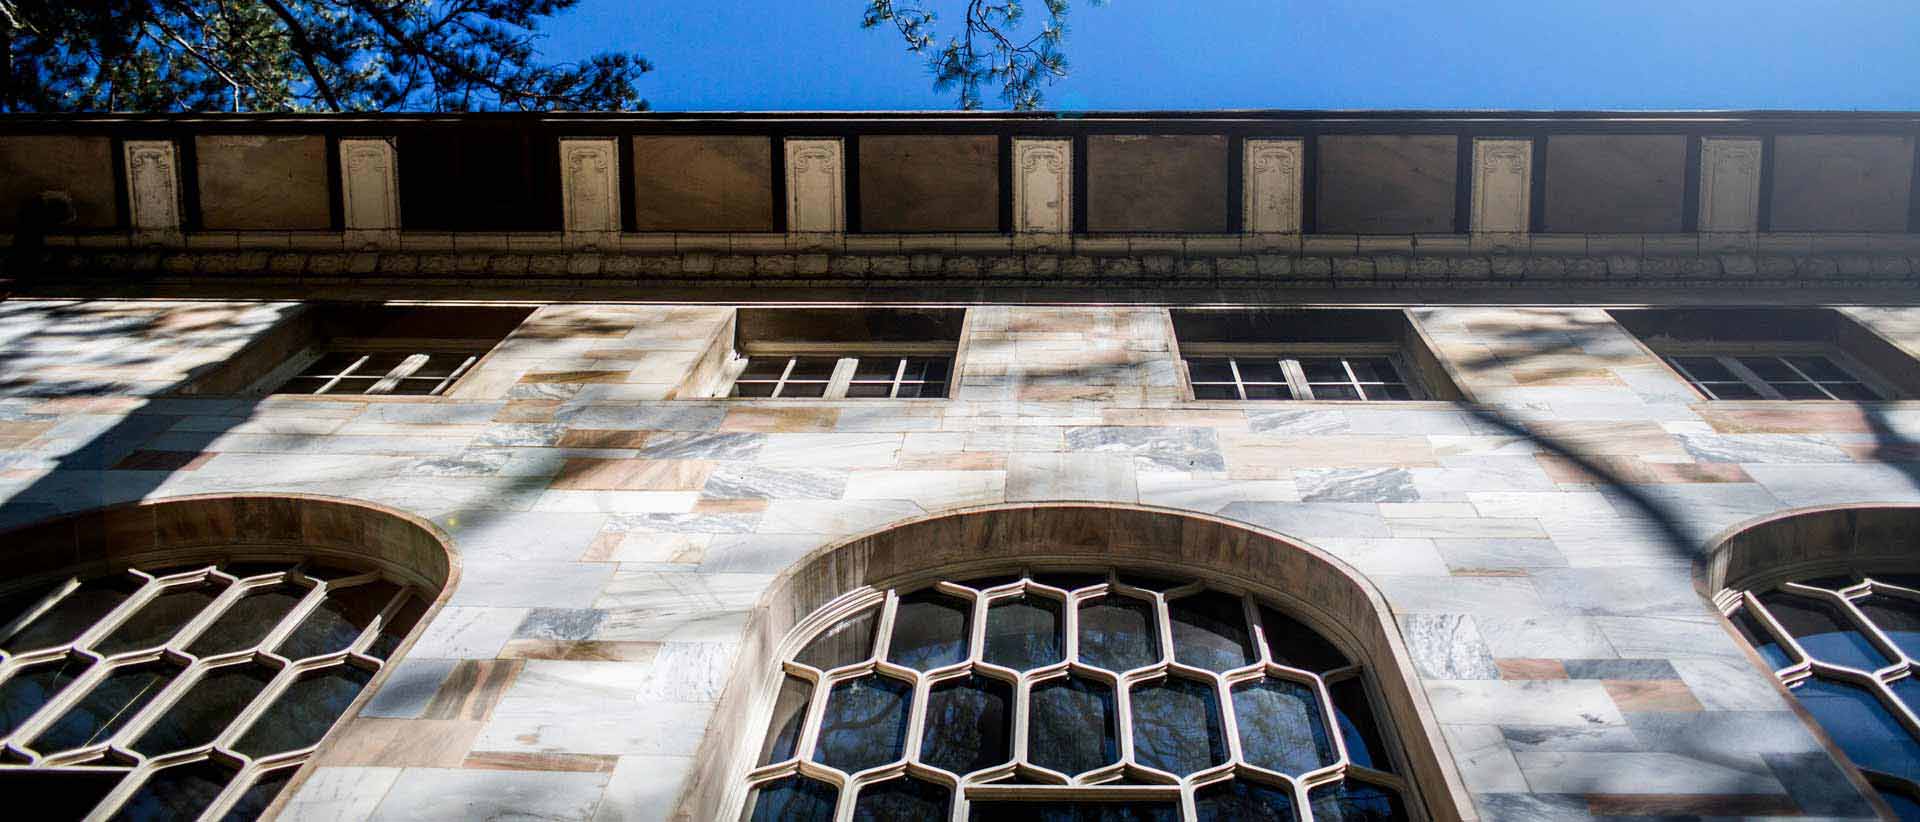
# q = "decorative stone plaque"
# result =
<box><xmin>784</xmin><ymin>138</ymin><xmax>845</xmax><ymax>233</ymax></box>
<box><xmin>1013</xmin><ymin>138</ymin><xmax>1072</xmax><ymax>234</ymax></box>
<box><xmin>1243</xmin><ymin>139</ymin><xmax>1304</xmax><ymax>234</ymax></box>
<box><xmin>1699</xmin><ymin>137</ymin><xmax>1762</xmax><ymax>233</ymax></box>
<box><xmin>561</xmin><ymin>138</ymin><xmax>621</xmax><ymax>245</ymax></box>
<box><xmin>340</xmin><ymin>138</ymin><xmax>401</xmax><ymax>247</ymax></box>
<box><xmin>123</xmin><ymin>140</ymin><xmax>181</xmax><ymax>240</ymax></box>
<box><xmin>1471</xmin><ymin>138</ymin><xmax>1532</xmax><ymax>233</ymax></box>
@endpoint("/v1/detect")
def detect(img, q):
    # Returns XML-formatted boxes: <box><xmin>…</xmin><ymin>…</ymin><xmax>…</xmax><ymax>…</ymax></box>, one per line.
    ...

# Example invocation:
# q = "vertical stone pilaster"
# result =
<box><xmin>1013</xmin><ymin>138</ymin><xmax>1072</xmax><ymax>234</ymax></box>
<box><xmin>561</xmin><ymin>137</ymin><xmax>621</xmax><ymax>248</ymax></box>
<box><xmin>1699</xmin><ymin>137</ymin><xmax>1763</xmax><ymax>233</ymax></box>
<box><xmin>1243</xmin><ymin>138</ymin><xmax>1304</xmax><ymax>234</ymax></box>
<box><xmin>784</xmin><ymin>138</ymin><xmax>845</xmax><ymax>233</ymax></box>
<box><xmin>123</xmin><ymin>140</ymin><xmax>182</xmax><ymax>243</ymax></box>
<box><xmin>340</xmin><ymin>138</ymin><xmax>401</xmax><ymax>248</ymax></box>
<box><xmin>1471</xmin><ymin>138</ymin><xmax>1533</xmax><ymax>233</ymax></box>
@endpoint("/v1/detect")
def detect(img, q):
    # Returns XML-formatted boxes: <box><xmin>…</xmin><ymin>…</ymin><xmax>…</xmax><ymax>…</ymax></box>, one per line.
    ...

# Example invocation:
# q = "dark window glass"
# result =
<box><xmin>1194</xmin><ymin>780</ymin><xmax>1297</xmax><ymax>822</ymax></box>
<box><xmin>1308</xmin><ymin>781</ymin><xmax>1409</xmax><ymax>822</ymax></box>
<box><xmin>1194</xmin><ymin>383</ymin><xmax>1240</xmax><ymax>400</ymax></box>
<box><xmin>788</xmin><ymin>357</ymin><xmax>839</xmax><ymax>380</ymax></box>
<box><xmin>1859</xmin><ymin>595</ymin><xmax>1920</xmax><ymax>660</ymax></box>
<box><xmin>853</xmin><ymin>358</ymin><xmax>901</xmax><ymax>380</ymax></box>
<box><xmin>95</xmin><ymin>582</ymin><xmax>225</xmax><ymax>656</ymax></box>
<box><xmin>1826</xmin><ymin>382</ymin><xmax>1879</xmax><ymax>401</ymax></box>
<box><xmin>34</xmin><ymin>661</ymin><xmax>182</xmax><ymax>754</ymax></box>
<box><xmin>1260</xmin><ymin>607</ymin><xmax>1348</xmax><ymax>672</ymax></box>
<box><xmin>1706</xmin><ymin>382</ymin><xmax>1763</xmax><ymax>400</ymax></box>
<box><xmin>1732</xmin><ymin>608</ymin><xmax>1794</xmax><ymax>669</ymax></box>
<box><xmin>1029</xmin><ymin>572</ymin><xmax>1108</xmax><ymax>593</ymax></box>
<box><xmin>921</xmin><ymin>675</ymin><xmax>1012</xmax><ymax>775</ymax></box>
<box><xmin>1329</xmin><ymin>678</ymin><xmax>1391</xmax><ymax>773</ymax></box>
<box><xmin>852</xmin><ymin>776</ymin><xmax>950</xmax><ymax>821</ymax></box>
<box><xmin>0</xmin><ymin>770</ymin><xmax>125</xmax><ymax>819</ymax></box>
<box><xmin>367</xmin><ymin>594</ymin><xmax>427</xmax><ymax>660</ymax></box>
<box><xmin>1188</xmin><ymin>359</ymin><xmax>1235</xmax><ymax>383</ymax></box>
<box><xmin>132</xmin><ymin>664</ymin><xmax>274</xmax><ymax>756</ymax></box>
<box><xmin>1673</xmin><ymin>356</ymin><xmax>1735</xmax><ymax>382</ymax></box>
<box><xmin>1738</xmin><ymin>356</ymin><xmax>1797</xmax><ymax>381</ymax></box>
<box><xmin>112</xmin><ymin>760</ymin><xmax>234</xmax><ymax>822</ymax></box>
<box><xmin>983</xmin><ymin>595</ymin><xmax>1064</xmax><ymax>671</ymax></box>
<box><xmin>1129</xmin><ymin>677</ymin><xmax>1228</xmax><ymax>776</ymax></box>
<box><xmin>6</xmin><ymin>576</ymin><xmax>140</xmax><ymax>654</ymax></box>
<box><xmin>1757</xmin><ymin>592</ymin><xmax>1891</xmax><ymax>671</ymax></box>
<box><xmin>732</xmin><ymin>381</ymin><xmax>778</xmax><ymax>398</ymax></box>
<box><xmin>745</xmin><ymin>776</ymin><xmax>837</xmax><ymax>822</ymax></box>
<box><xmin>232</xmin><ymin>666</ymin><xmax>372</xmax><ymax>757</ymax></box>
<box><xmin>813</xmin><ymin>675</ymin><xmax>912</xmax><ymax>774</ymax></box>
<box><xmin>1794</xmin><ymin>677</ymin><xmax>1920</xmax><ymax>782</ymax></box>
<box><xmin>1364</xmin><ymin>384</ymin><xmax>1414</xmax><ymax>401</ymax></box>
<box><xmin>795</xmin><ymin>609</ymin><xmax>877</xmax><ymax>671</ymax></box>
<box><xmin>1243</xmin><ymin>383</ymin><xmax>1293</xmax><ymax>400</ymax></box>
<box><xmin>1298</xmin><ymin>359</ymin><xmax>1348</xmax><ymax>383</ymax></box>
<box><xmin>1310</xmin><ymin>384</ymin><xmax>1362</xmax><ymax>401</ymax></box>
<box><xmin>1788</xmin><ymin>355</ymin><xmax>1852</xmax><ymax>381</ymax></box>
<box><xmin>757</xmin><ymin>675</ymin><xmax>812</xmax><ymax>765</ymax></box>
<box><xmin>1233</xmin><ymin>678</ymin><xmax>1338</xmax><ymax>775</ymax></box>
<box><xmin>1078</xmin><ymin>596</ymin><xmax>1160</xmax><ymax>671</ymax></box>
<box><xmin>1029</xmin><ymin>676</ymin><xmax>1119</xmax><ymax>776</ymax></box>
<box><xmin>1237</xmin><ymin>360</ymin><xmax>1286</xmax><ymax>383</ymax></box>
<box><xmin>219</xmin><ymin>767</ymin><xmax>294</xmax><ymax>822</ymax></box>
<box><xmin>781</xmin><ymin>382</ymin><xmax>831</xmax><ymax>399</ymax></box>
<box><xmin>968</xmin><ymin>802</ymin><xmax>1179</xmax><ymax>822</ymax></box>
<box><xmin>739</xmin><ymin>357</ymin><xmax>788</xmax><ymax>380</ymax></box>
<box><xmin>1170</xmin><ymin>591</ymin><xmax>1256</xmax><ymax>672</ymax></box>
<box><xmin>1774</xmin><ymin>382</ymin><xmax>1828</xmax><ymax>400</ymax></box>
<box><xmin>1347</xmin><ymin>358</ymin><xmax>1399</xmax><ymax>383</ymax></box>
<box><xmin>0</xmin><ymin>654</ymin><xmax>92</xmax><ymax>737</ymax></box>
<box><xmin>276</xmin><ymin>582</ymin><xmax>399</xmax><ymax>661</ymax></box>
<box><xmin>845</xmin><ymin>383</ymin><xmax>893</xmax><ymax>398</ymax></box>
<box><xmin>887</xmin><ymin>591</ymin><xmax>971</xmax><ymax>671</ymax></box>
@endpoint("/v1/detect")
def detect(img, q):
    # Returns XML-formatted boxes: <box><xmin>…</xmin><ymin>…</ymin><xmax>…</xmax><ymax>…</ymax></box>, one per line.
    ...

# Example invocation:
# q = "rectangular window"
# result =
<box><xmin>729</xmin><ymin>354</ymin><xmax>951</xmax><ymax>399</ymax></box>
<box><xmin>275</xmin><ymin>348</ymin><xmax>484</xmax><ymax>397</ymax></box>
<box><xmin>1186</xmin><ymin>353</ymin><xmax>1419</xmax><ymax>401</ymax></box>
<box><xmin>1664</xmin><ymin>352</ymin><xmax>1881</xmax><ymax>401</ymax></box>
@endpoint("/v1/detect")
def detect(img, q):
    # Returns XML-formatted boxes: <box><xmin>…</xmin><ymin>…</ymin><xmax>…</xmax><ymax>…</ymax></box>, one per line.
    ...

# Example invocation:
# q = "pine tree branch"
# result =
<box><xmin>257</xmin><ymin>0</ymin><xmax>343</xmax><ymax>110</ymax></box>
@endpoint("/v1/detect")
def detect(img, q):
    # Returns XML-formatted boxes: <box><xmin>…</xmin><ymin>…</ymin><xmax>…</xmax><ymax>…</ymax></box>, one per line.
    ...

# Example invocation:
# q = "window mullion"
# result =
<box><xmin>771</xmin><ymin>357</ymin><xmax>798</xmax><ymax>399</ymax></box>
<box><xmin>1281</xmin><ymin>358</ymin><xmax>1312</xmax><ymax>401</ymax></box>
<box><xmin>314</xmin><ymin>354</ymin><xmax>371</xmax><ymax>395</ymax></box>
<box><xmin>366</xmin><ymin>353</ymin><xmax>429</xmax><ymax>396</ymax></box>
<box><xmin>1721</xmin><ymin>356</ymin><xmax>1785</xmax><ymax>400</ymax></box>
<box><xmin>891</xmin><ymin>357</ymin><xmax>908</xmax><ymax>400</ymax></box>
<box><xmin>825</xmin><ymin>358</ymin><xmax>858</xmax><ymax>400</ymax></box>
<box><xmin>1227</xmin><ymin>357</ymin><xmax>1248</xmax><ymax>402</ymax></box>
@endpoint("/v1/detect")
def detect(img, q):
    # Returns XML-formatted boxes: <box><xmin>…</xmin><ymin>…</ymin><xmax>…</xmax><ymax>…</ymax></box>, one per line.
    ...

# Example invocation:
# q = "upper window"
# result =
<box><xmin>0</xmin><ymin>557</ymin><xmax>430</xmax><ymax>819</ymax></box>
<box><xmin>723</xmin><ymin>308</ymin><xmax>964</xmax><ymax>401</ymax></box>
<box><xmin>1613</xmin><ymin>309</ymin><xmax>1916</xmax><ymax>402</ymax></box>
<box><xmin>740</xmin><ymin>568</ymin><xmax>1411</xmax><ymax>821</ymax></box>
<box><xmin>1723</xmin><ymin>573</ymin><xmax>1920</xmax><ymax>813</ymax></box>
<box><xmin>276</xmin><ymin>348</ymin><xmax>484</xmax><ymax>397</ymax></box>
<box><xmin>182</xmin><ymin>304</ymin><xmax>533</xmax><ymax>398</ymax></box>
<box><xmin>1173</xmin><ymin>309</ymin><xmax>1456</xmax><ymax>403</ymax></box>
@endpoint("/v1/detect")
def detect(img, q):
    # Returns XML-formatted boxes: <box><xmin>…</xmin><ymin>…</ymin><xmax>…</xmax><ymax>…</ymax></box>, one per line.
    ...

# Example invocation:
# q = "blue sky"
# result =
<box><xmin>540</xmin><ymin>1</ymin><xmax>1920</xmax><ymax>111</ymax></box>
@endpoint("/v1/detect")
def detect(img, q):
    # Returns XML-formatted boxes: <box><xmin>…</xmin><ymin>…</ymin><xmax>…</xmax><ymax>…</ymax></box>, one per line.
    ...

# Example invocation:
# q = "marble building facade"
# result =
<box><xmin>2</xmin><ymin>111</ymin><xmax>1920</xmax><ymax>820</ymax></box>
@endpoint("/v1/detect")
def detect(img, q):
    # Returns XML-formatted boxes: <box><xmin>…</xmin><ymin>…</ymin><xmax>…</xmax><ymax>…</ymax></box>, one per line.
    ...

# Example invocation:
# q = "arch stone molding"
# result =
<box><xmin>0</xmin><ymin>492</ymin><xmax>460</xmax><ymax>817</ymax></box>
<box><xmin>1704</xmin><ymin>503</ymin><xmax>1920</xmax><ymax>597</ymax></box>
<box><xmin>676</xmin><ymin>502</ymin><xmax>1474</xmax><ymax>822</ymax></box>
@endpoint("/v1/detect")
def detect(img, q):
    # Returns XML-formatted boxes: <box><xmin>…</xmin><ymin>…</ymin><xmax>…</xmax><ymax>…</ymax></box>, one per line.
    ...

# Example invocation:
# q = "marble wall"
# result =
<box><xmin>0</xmin><ymin>299</ymin><xmax>1915</xmax><ymax>820</ymax></box>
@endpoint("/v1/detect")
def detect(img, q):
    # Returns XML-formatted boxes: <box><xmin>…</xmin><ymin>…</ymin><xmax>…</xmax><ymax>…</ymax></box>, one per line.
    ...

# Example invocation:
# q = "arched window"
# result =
<box><xmin>0</xmin><ymin>496</ymin><xmax>451</xmax><ymax>820</ymax></box>
<box><xmin>684</xmin><ymin>505</ymin><xmax>1461</xmax><ymax>822</ymax></box>
<box><xmin>1712</xmin><ymin>506</ymin><xmax>1920</xmax><ymax>817</ymax></box>
<box><xmin>744</xmin><ymin>568</ymin><xmax>1409</xmax><ymax>821</ymax></box>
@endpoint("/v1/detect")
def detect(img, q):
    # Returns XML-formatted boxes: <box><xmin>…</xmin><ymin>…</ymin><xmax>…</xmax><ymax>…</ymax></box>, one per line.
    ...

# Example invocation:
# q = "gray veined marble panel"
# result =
<box><xmin>1217</xmin><ymin>501</ymin><xmax>1390</xmax><ymax>538</ymax></box>
<box><xmin>1498</xmin><ymin>723</ymin><xmax>1641</xmax><ymax>753</ymax></box>
<box><xmin>1433</xmin><ymin>538</ymin><xmax>1569</xmax><ymax>570</ymax></box>
<box><xmin>1514</xmin><ymin>751</ymin><xmax>1784</xmax><ymax>795</ymax></box>
<box><xmin>699</xmin><ymin>534</ymin><xmax>822</xmax><ymax>574</ymax></box>
<box><xmin>1426</xmin><ymin>679</ymin><xmax>1626</xmax><ymax>726</ymax></box>
<box><xmin>1062</xmin><ymin>425</ymin><xmax>1225</xmax><ymax>471</ymax></box>
<box><xmin>1678</xmin><ymin>433</ymin><xmax>1851</xmax><ymax>464</ymax></box>
<box><xmin>1596</xmin><ymin>616</ymin><xmax>1751</xmax><ymax>660</ymax></box>
<box><xmin>1559</xmin><ymin>658</ymin><xmax>1679</xmax><ymax>680</ymax></box>
<box><xmin>1476</xmin><ymin>615</ymin><xmax>1619</xmax><ymax>659</ymax></box>
<box><xmin>636</xmin><ymin>432</ymin><xmax>767</xmax><ymax>460</ymax></box>
<box><xmin>406</xmin><ymin>606</ymin><xmax>529</xmax><ymax>659</ymax></box>
<box><xmin>637</xmin><ymin>641</ymin><xmax>737</xmax><ymax>702</ymax></box>
<box><xmin>1742</xmin><ymin>462</ymin><xmax>1920</xmax><ymax>508</ymax></box>
<box><xmin>1341</xmin><ymin>408</ymin><xmax>1475</xmax><ymax>435</ymax></box>
<box><xmin>405</xmin><ymin>450</ymin><xmax>511</xmax><ymax>477</ymax></box>
<box><xmin>369</xmin><ymin>768</ymin><xmax>612</xmax><ymax>822</ymax></box>
<box><xmin>1529</xmin><ymin>567</ymin><xmax>1712</xmax><ymax>617</ymax></box>
<box><xmin>1670</xmin><ymin>657</ymin><xmax>1793</xmax><ymax>712</ymax></box>
<box><xmin>1295</xmin><ymin>467</ymin><xmax>1420</xmax><ymax>503</ymax></box>
<box><xmin>444</xmin><ymin>512</ymin><xmax>610</xmax><ymax>562</ymax></box>
<box><xmin>609</xmin><ymin>512</ymin><xmax>761</xmax><ymax>534</ymax></box>
<box><xmin>448</xmin><ymin>561</ymin><xmax>615</xmax><ymax>608</ymax></box>
<box><xmin>701</xmin><ymin>464</ymin><xmax>847</xmax><ymax>499</ymax></box>
<box><xmin>1625</xmin><ymin>711</ymin><xmax>1824</xmax><ymax>756</ymax></box>
<box><xmin>593</xmin><ymin>755</ymin><xmax>695</xmax><ymax>822</ymax></box>
<box><xmin>515</xmin><ymin>608</ymin><xmax>609</xmax><ymax>640</ymax></box>
<box><xmin>1442</xmin><ymin>724</ymin><xmax>1528</xmax><ymax>792</ymax></box>
<box><xmin>1401</xmin><ymin>614</ymin><xmax>1501</xmax><ymax>679</ymax></box>
<box><xmin>1245</xmin><ymin>408</ymin><xmax>1351</xmax><ymax>436</ymax></box>
<box><xmin>557</xmin><ymin>404</ymin><xmax>727</xmax><ymax>431</ymax></box>
<box><xmin>1470</xmin><ymin>792</ymin><xmax>1594</xmax><ymax>822</ymax></box>
<box><xmin>282</xmin><ymin>767</ymin><xmax>404</xmax><ymax>822</ymax></box>
<box><xmin>475</xmin><ymin>423</ymin><xmax>567</xmax><ymax>447</ymax></box>
<box><xmin>358</xmin><ymin>658</ymin><xmax>458</xmax><ymax>719</ymax></box>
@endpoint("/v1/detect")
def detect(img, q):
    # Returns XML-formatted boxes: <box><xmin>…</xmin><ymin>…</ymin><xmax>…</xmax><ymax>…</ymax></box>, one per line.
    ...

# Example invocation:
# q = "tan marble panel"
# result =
<box><xmin>858</xmin><ymin>135</ymin><xmax>998</xmax><ymax>232</ymax></box>
<box><xmin>1316</xmin><ymin>135</ymin><xmax>1457</xmax><ymax>234</ymax></box>
<box><xmin>195</xmin><ymin>135</ymin><xmax>331</xmax><ymax>230</ymax></box>
<box><xmin>1088</xmin><ymin>135</ymin><xmax>1228</xmax><ymax>232</ymax></box>
<box><xmin>0</xmin><ymin>135</ymin><xmax>117</xmax><ymax>230</ymax></box>
<box><xmin>630</xmin><ymin>136</ymin><xmax>774</xmax><ymax>231</ymax></box>
<box><xmin>1771</xmin><ymin>135</ymin><xmax>1915</xmax><ymax>232</ymax></box>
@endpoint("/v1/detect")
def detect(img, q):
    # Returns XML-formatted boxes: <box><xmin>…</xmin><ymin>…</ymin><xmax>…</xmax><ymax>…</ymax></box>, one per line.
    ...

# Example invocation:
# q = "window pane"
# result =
<box><xmin>1786</xmin><ymin>355</ymin><xmax>1852</xmax><ymax>381</ymax></box>
<box><xmin>1298</xmin><ymin>358</ymin><xmax>1349</xmax><ymax>383</ymax></box>
<box><xmin>739</xmin><ymin>357</ymin><xmax>789</xmax><ymax>380</ymax></box>
<box><xmin>853</xmin><ymin>777</ymin><xmax>949</xmax><ymax>822</ymax></box>
<box><xmin>1028</xmin><ymin>675</ymin><xmax>1118</xmax><ymax>776</ymax></box>
<box><xmin>795</xmin><ymin>608</ymin><xmax>878</xmax><ymax>671</ymax></box>
<box><xmin>1309</xmin><ymin>781</ymin><xmax>1409</xmax><ymax>822</ymax></box>
<box><xmin>969</xmin><ymin>802</ymin><xmax>1177</xmax><ymax>822</ymax></box>
<box><xmin>1772</xmin><ymin>382</ymin><xmax>1828</xmax><ymax>400</ymax></box>
<box><xmin>1732</xmin><ymin>608</ymin><xmax>1794</xmax><ymax>670</ymax></box>
<box><xmin>220</xmin><ymin>768</ymin><xmax>294</xmax><ymax>822</ymax></box>
<box><xmin>33</xmin><ymin>660</ymin><xmax>182</xmax><ymax>753</ymax></box>
<box><xmin>1794</xmin><ymin>677</ymin><xmax>1920</xmax><ymax>782</ymax></box>
<box><xmin>1078</xmin><ymin>596</ymin><xmax>1160</xmax><ymax>672</ymax></box>
<box><xmin>1244</xmin><ymin>383</ymin><xmax>1293</xmax><ymax>401</ymax></box>
<box><xmin>787</xmin><ymin>357</ymin><xmax>840</xmax><ymax>380</ymax></box>
<box><xmin>1170</xmin><ymin>591</ymin><xmax>1256</xmax><ymax>672</ymax></box>
<box><xmin>1346</xmin><ymin>358</ymin><xmax>1399</xmax><ymax>383</ymax></box>
<box><xmin>853</xmin><ymin>357</ymin><xmax>901</xmax><ymax>380</ymax></box>
<box><xmin>984</xmin><ymin>595</ymin><xmax>1064</xmax><ymax>671</ymax></box>
<box><xmin>117</xmin><ymin>760</ymin><xmax>235</xmax><ymax>821</ymax></box>
<box><xmin>887</xmin><ymin>590</ymin><xmax>971</xmax><ymax>671</ymax></box>
<box><xmin>0</xmin><ymin>655</ymin><xmax>92</xmax><ymax>738</ymax></box>
<box><xmin>132</xmin><ymin>664</ymin><xmax>274</xmax><ymax>756</ymax></box>
<box><xmin>920</xmin><ymin>675</ymin><xmax>1012</xmax><ymax>775</ymax></box>
<box><xmin>1672</xmin><ymin>356</ymin><xmax>1735</xmax><ymax>382</ymax></box>
<box><xmin>1188</xmin><ymin>359</ymin><xmax>1235</xmax><ymax>383</ymax></box>
<box><xmin>1703</xmin><ymin>382</ymin><xmax>1762</xmax><ymax>400</ymax></box>
<box><xmin>845</xmin><ymin>383</ymin><xmax>893</xmax><ymax>399</ymax></box>
<box><xmin>1738</xmin><ymin>357</ymin><xmax>1797</xmax><ymax>381</ymax></box>
<box><xmin>731</xmin><ymin>382</ymin><xmax>778</xmax><ymax>398</ymax></box>
<box><xmin>1194</xmin><ymin>383</ymin><xmax>1240</xmax><ymax>400</ymax></box>
<box><xmin>277</xmin><ymin>377</ymin><xmax>335</xmax><ymax>395</ymax></box>
<box><xmin>384</xmin><ymin>379</ymin><xmax>442</xmax><ymax>396</ymax></box>
<box><xmin>814</xmin><ymin>674</ymin><xmax>912</xmax><ymax>773</ymax></box>
<box><xmin>1364</xmin><ymin>384</ymin><xmax>1413</xmax><ymax>401</ymax></box>
<box><xmin>320</xmin><ymin>377</ymin><xmax>381</xmax><ymax>395</ymax></box>
<box><xmin>757</xmin><ymin>675</ymin><xmax>812</xmax><ymax>765</ymax></box>
<box><xmin>904</xmin><ymin>358</ymin><xmax>950</xmax><ymax>383</ymax></box>
<box><xmin>1825</xmin><ymin>382</ymin><xmax>1879</xmax><ymax>401</ymax></box>
<box><xmin>1261</xmin><ymin>607</ymin><xmax>1349</xmax><ymax>672</ymax></box>
<box><xmin>1195</xmin><ymin>780</ymin><xmax>1296</xmax><ymax>822</ymax></box>
<box><xmin>1233</xmin><ymin>677</ymin><xmax>1338</xmax><ymax>776</ymax></box>
<box><xmin>745</xmin><ymin>776</ymin><xmax>837</xmax><ymax>822</ymax></box>
<box><xmin>353</xmin><ymin>352</ymin><xmax>411</xmax><ymax>375</ymax></box>
<box><xmin>95</xmin><ymin>582</ymin><xmax>223</xmax><ymax>656</ymax></box>
<box><xmin>896</xmin><ymin>382</ymin><xmax>947</xmax><ymax>399</ymax></box>
<box><xmin>1310</xmin><ymin>384</ymin><xmax>1362</xmax><ymax>402</ymax></box>
<box><xmin>275</xmin><ymin>581</ymin><xmax>399</xmax><ymax>661</ymax></box>
<box><xmin>407</xmin><ymin>354</ymin><xmax>475</xmax><ymax>380</ymax></box>
<box><xmin>187</xmin><ymin>585</ymin><xmax>305</xmax><ymax>657</ymax></box>
<box><xmin>779</xmin><ymin>382</ymin><xmax>830</xmax><ymax>399</ymax></box>
<box><xmin>1236</xmin><ymin>360</ymin><xmax>1286</xmax><ymax>383</ymax></box>
<box><xmin>1759</xmin><ymin>592</ymin><xmax>1893</xmax><ymax>671</ymax></box>
<box><xmin>1130</xmin><ymin>677</ymin><xmax>1228</xmax><ymax>776</ymax></box>
<box><xmin>233</xmin><ymin>666</ymin><xmax>372</xmax><ymax>757</ymax></box>
<box><xmin>303</xmin><ymin>351</ymin><xmax>365</xmax><ymax>375</ymax></box>
<box><xmin>1859</xmin><ymin>596</ymin><xmax>1920</xmax><ymax>660</ymax></box>
<box><xmin>1329</xmin><ymin>678</ymin><xmax>1391</xmax><ymax>773</ymax></box>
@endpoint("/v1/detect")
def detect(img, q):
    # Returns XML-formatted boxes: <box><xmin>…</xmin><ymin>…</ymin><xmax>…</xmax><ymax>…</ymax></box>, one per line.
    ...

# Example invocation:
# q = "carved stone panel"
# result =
<box><xmin>123</xmin><ymin>140</ymin><xmax>181</xmax><ymax>236</ymax></box>
<box><xmin>340</xmin><ymin>138</ymin><xmax>401</xmax><ymax>245</ymax></box>
<box><xmin>1013</xmin><ymin>138</ymin><xmax>1072</xmax><ymax>233</ymax></box>
<box><xmin>1471</xmin><ymin>138</ymin><xmax>1532</xmax><ymax>233</ymax></box>
<box><xmin>1697</xmin><ymin>138</ymin><xmax>1762</xmax><ymax>233</ymax></box>
<box><xmin>784</xmin><ymin>138</ymin><xmax>845</xmax><ymax>233</ymax></box>
<box><xmin>561</xmin><ymin>138</ymin><xmax>622</xmax><ymax>237</ymax></box>
<box><xmin>1243</xmin><ymin>139</ymin><xmax>1303</xmax><ymax>234</ymax></box>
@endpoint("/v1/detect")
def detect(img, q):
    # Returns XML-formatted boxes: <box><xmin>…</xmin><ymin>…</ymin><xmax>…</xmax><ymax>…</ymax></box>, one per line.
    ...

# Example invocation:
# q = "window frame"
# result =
<box><xmin>1180</xmin><ymin>342</ymin><xmax>1428</xmax><ymax>402</ymax></box>
<box><xmin>1653</xmin><ymin>341</ymin><xmax>1897</xmax><ymax>402</ymax></box>
<box><xmin>254</xmin><ymin>336</ymin><xmax>496</xmax><ymax>398</ymax></box>
<box><xmin>724</xmin><ymin>343</ymin><xmax>956</xmax><ymax>401</ymax></box>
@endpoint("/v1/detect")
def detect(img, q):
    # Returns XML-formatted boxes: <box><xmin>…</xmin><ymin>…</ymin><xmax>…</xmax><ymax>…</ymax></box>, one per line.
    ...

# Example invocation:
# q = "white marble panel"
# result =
<box><xmin>340</xmin><ymin>138</ymin><xmax>401</xmax><ymax>247</ymax></box>
<box><xmin>1243</xmin><ymin>138</ymin><xmax>1303</xmax><ymax>234</ymax></box>
<box><xmin>123</xmin><ymin>140</ymin><xmax>181</xmax><ymax>238</ymax></box>
<box><xmin>561</xmin><ymin>137</ymin><xmax>621</xmax><ymax>240</ymax></box>
<box><xmin>783</xmin><ymin>138</ymin><xmax>844</xmax><ymax>232</ymax></box>
<box><xmin>1471</xmin><ymin>138</ymin><xmax>1532</xmax><ymax>233</ymax></box>
<box><xmin>1013</xmin><ymin>138</ymin><xmax>1072</xmax><ymax>233</ymax></box>
<box><xmin>1699</xmin><ymin>137</ymin><xmax>1763</xmax><ymax>232</ymax></box>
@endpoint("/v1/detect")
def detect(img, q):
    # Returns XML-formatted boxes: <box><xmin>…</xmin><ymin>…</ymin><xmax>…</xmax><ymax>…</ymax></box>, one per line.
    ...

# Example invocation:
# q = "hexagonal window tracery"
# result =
<box><xmin>741</xmin><ymin>569</ymin><xmax>1414</xmax><ymax>820</ymax></box>
<box><xmin>0</xmin><ymin>558</ymin><xmax>430</xmax><ymax>819</ymax></box>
